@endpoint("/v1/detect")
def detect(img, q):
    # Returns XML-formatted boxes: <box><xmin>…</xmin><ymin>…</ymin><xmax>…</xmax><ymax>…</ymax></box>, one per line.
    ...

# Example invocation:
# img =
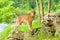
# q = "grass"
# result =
<box><xmin>0</xmin><ymin>19</ymin><xmax>60</xmax><ymax>40</ymax></box>
<box><xmin>0</xmin><ymin>26</ymin><xmax>12</xmax><ymax>39</ymax></box>
<box><xmin>18</xmin><ymin>19</ymin><xmax>41</xmax><ymax>32</ymax></box>
<box><xmin>0</xmin><ymin>19</ymin><xmax>41</xmax><ymax>39</ymax></box>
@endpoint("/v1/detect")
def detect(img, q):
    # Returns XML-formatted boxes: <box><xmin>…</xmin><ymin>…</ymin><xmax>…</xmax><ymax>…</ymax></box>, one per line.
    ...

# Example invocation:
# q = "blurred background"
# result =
<box><xmin>0</xmin><ymin>0</ymin><xmax>60</xmax><ymax>40</ymax></box>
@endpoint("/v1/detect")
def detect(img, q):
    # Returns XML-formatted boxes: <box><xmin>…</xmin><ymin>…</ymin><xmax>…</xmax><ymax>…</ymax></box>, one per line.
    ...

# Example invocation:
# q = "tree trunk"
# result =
<box><xmin>36</xmin><ymin>0</ymin><xmax>41</xmax><ymax>23</ymax></box>
<box><xmin>40</xmin><ymin>0</ymin><xmax>44</xmax><ymax>21</ymax></box>
<box><xmin>48</xmin><ymin>0</ymin><xmax>51</xmax><ymax>13</ymax></box>
<box><xmin>48</xmin><ymin>0</ymin><xmax>51</xmax><ymax>18</ymax></box>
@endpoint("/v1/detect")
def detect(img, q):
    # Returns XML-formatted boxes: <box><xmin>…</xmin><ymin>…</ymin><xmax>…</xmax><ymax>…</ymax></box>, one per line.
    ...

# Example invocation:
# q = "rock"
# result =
<box><xmin>8</xmin><ymin>30</ymin><xmax>24</xmax><ymax>40</ymax></box>
<box><xmin>7</xmin><ymin>27</ymin><xmax>53</xmax><ymax>40</ymax></box>
<box><xmin>42</xmin><ymin>11</ymin><xmax>60</xmax><ymax>36</ymax></box>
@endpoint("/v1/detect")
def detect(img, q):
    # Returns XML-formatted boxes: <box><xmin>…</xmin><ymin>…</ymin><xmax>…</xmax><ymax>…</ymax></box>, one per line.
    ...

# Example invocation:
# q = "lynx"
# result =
<box><xmin>14</xmin><ymin>10</ymin><xmax>36</xmax><ymax>31</ymax></box>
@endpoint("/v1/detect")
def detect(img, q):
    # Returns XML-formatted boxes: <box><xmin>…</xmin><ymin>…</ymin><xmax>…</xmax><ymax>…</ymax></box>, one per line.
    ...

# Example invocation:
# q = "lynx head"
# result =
<box><xmin>30</xmin><ymin>10</ymin><xmax>36</xmax><ymax>17</ymax></box>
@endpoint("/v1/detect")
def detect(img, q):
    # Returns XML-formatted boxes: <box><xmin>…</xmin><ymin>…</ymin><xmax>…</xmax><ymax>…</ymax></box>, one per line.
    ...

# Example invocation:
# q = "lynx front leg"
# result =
<box><xmin>28</xmin><ymin>20</ymin><xmax>32</xmax><ymax>31</ymax></box>
<box><xmin>8</xmin><ymin>18</ymin><xmax>21</xmax><ymax>37</ymax></box>
<box><xmin>14</xmin><ymin>18</ymin><xmax>22</xmax><ymax>31</ymax></box>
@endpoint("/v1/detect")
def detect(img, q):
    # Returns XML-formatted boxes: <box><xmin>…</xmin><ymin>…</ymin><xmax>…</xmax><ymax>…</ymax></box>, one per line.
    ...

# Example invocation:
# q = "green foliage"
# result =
<box><xmin>0</xmin><ymin>0</ymin><xmax>60</xmax><ymax>40</ymax></box>
<box><xmin>0</xmin><ymin>19</ymin><xmax>41</xmax><ymax>39</ymax></box>
<box><xmin>0</xmin><ymin>0</ymin><xmax>60</xmax><ymax>23</ymax></box>
<box><xmin>0</xmin><ymin>26</ymin><xmax>12</xmax><ymax>39</ymax></box>
<box><xmin>1</xmin><ymin>20</ymin><xmax>60</xmax><ymax>40</ymax></box>
<box><xmin>0</xmin><ymin>0</ymin><xmax>15</xmax><ymax>23</ymax></box>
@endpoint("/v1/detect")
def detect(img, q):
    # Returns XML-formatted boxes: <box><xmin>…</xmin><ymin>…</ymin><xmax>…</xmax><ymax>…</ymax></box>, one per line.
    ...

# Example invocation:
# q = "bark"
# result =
<box><xmin>40</xmin><ymin>0</ymin><xmax>44</xmax><ymax>20</ymax></box>
<box><xmin>48</xmin><ymin>0</ymin><xmax>51</xmax><ymax>13</ymax></box>
<box><xmin>36</xmin><ymin>0</ymin><xmax>41</xmax><ymax>23</ymax></box>
<box><xmin>48</xmin><ymin>0</ymin><xmax>51</xmax><ymax>18</ymax></box>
